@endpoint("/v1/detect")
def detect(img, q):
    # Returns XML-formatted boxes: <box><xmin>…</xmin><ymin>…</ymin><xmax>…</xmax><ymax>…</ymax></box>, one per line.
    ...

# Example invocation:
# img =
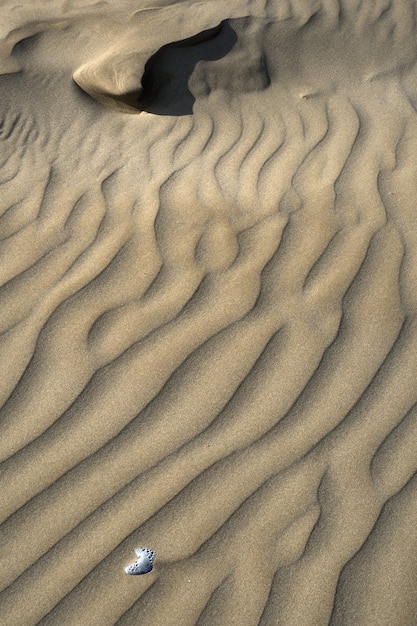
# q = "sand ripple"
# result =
<box><xmin>1</xmin><ymin>1</ymin><xmax>417</xmax><ymax>624</ymax></box>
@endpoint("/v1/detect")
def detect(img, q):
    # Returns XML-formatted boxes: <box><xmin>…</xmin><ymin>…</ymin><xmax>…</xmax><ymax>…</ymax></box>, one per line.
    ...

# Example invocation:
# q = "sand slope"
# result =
<box><xmin>1</xmin><ymin>0</ymin><xmax>417</xmax><ymax>624</ymax></box>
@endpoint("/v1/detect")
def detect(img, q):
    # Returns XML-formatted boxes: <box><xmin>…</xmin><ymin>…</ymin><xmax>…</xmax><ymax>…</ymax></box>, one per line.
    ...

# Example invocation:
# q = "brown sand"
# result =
<box><xmin>1</xmin><ymin>0</ymin><xmax>417</xmax><ymax>624</ymax></box>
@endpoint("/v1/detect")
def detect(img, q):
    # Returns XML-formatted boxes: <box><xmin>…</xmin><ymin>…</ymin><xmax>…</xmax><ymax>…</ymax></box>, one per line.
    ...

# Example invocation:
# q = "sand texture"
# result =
<box><xmin>1</xmin><ymin>0</ymin><xmax>417</xmax><ymax>624</ymax></box>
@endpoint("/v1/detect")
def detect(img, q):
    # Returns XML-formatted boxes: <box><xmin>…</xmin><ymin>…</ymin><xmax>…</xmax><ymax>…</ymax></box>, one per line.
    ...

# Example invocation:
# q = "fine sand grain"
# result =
<box><xmin>1</xmin><ymin>0</ymin><xmax>417</xmax><ymax>624</ymax></box>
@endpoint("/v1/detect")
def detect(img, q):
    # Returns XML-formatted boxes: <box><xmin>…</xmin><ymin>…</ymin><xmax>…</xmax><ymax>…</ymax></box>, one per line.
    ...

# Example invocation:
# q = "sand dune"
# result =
<box><xmin>1</xmin><ymin>0</ymin><xmax>417</xmax><ymax>624</ymax></box>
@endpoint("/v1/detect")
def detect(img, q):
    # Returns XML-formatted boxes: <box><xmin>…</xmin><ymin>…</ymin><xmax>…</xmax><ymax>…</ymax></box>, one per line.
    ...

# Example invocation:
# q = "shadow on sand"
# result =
<box><xmin>133</xmin><ymin>20</ymin><xmax>237</xmax><ymax>115</ymax></box>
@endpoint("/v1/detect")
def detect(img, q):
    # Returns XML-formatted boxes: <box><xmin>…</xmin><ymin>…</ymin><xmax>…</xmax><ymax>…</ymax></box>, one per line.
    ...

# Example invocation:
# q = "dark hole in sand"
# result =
<box><xmin>135</xmin><ymin>20</ymin><xmax>237</xmax><ymax>115</ymax></box>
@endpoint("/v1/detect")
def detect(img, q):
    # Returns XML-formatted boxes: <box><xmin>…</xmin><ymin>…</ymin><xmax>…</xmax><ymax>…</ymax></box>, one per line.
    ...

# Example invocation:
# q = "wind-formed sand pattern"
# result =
<box><xmin>1</xmin><ymin>0</ymin><xmax>417</xmax><ymax>624</ymax></box>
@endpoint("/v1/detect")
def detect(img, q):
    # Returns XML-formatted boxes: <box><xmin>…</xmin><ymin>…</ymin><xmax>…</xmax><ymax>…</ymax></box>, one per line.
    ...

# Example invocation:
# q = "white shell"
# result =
<box><xmin>124</xmin><ymin>547</ymin><xmax>156</xmax><ymax>575</ymax></box>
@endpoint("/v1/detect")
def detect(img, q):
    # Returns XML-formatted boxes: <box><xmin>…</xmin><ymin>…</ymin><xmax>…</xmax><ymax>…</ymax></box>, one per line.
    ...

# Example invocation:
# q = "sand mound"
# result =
<box><xmin>1</xmin><ymin>0</ymin><xmax>417</xmax><ymax>624</ymax></box>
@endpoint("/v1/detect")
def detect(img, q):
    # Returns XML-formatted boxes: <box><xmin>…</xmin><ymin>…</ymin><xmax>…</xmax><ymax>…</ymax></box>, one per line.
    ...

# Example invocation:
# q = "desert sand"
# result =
<box><xmin>1</xmin><ymin>0</ymin><xmax>417</xmax><ymax>624</ymax></box>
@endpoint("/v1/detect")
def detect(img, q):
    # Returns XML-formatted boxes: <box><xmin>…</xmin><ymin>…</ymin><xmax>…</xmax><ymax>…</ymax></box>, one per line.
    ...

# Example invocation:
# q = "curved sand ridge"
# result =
<box><xmin>1</xmin><ymin>0</ymin><xmax>417</xmax><ymax>624</ymax></box>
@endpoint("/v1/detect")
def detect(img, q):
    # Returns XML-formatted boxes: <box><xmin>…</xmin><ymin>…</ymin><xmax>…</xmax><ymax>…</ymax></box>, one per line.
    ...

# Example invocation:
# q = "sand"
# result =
<box><xmin>1</xmin><ymin>0</ymin><xmax>417</xmax><ymax>624</ymax></box>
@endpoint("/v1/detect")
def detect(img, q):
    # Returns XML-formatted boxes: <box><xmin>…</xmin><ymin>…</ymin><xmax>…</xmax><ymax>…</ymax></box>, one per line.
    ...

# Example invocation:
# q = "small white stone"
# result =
<box><xmin>124</xmin><ymin>547</ymin><xmax>156</xmax><ymax>575</ymax></box>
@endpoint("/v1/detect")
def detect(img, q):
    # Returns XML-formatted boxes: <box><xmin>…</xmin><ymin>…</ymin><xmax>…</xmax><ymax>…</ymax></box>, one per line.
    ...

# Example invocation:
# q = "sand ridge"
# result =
<box><xmin>1</xmin><ymin>0</ymin><xmax>417</xmax><ymax>624</ymax></box>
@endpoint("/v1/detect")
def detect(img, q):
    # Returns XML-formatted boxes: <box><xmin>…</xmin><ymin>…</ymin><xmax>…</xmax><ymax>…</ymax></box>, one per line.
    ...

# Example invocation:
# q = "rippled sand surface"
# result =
<box><xmin>1</xmin><ymin>1</ymin><xmax>417</xmax><ymax>624</ymax></box>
